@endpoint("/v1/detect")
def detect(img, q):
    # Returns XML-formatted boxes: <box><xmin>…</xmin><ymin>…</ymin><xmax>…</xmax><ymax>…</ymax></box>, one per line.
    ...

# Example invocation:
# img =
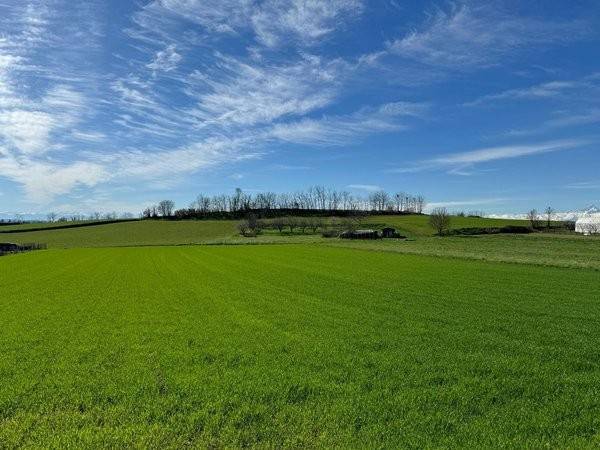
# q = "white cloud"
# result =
<box><xmin>465</xmin><ymin>73</ymin><xmax>600</xmax><ymax>107</ymax></box>
<box><xmin>147</xmin><ymin>44</ymin><xmax>182</xmax><ymax>74</ymax></box>
<box><xmin>0</xmin><ymin>110</ymin><xmax>55</xmax><ymax>154</ymax></box>
<box><xmin>387</xmin><ymin>3</ymin><xmax>586</xmax><ymax>69</ymax></box>
<box><xmin>148</xmin><ymin>0</ymin><xmax>253</xmax><ymax>34</ymax></box>
<box><xmin>464</xmin><ymin>81</ymin><xmax>579</xmax><ymax>107</ymax></box>
<box><xmin>394</xmin><ymin>139</ymin><xmax>588</xmax><ymax>173</ymax></box>
<box><xmin>252</xmin><ymin>0</ymin><xmax>363</xmax><ymax>47</ymax></box>
<box><xmin>113</xmin><ymin>136</ymin><xmax>262</xmax><ymax>180</ymax></box>
<box><xmin>135</xmin><ymin>0</ymin><xmax>363</xmax><ymax>48</ymax></box>
<box><xmin>70</xmin><ymin>131</ymin><xmax>106</xmax><ymax>142</ymax></box>
<box><xmin>426</xmin><ymin>197</ymin><xmax>508</xmax><ymax>210</ymax></box>
<box><xmin>565</xmin><ymin>181</ymin><xmax>600</xmax><ymax>190</ymax></box>
<box><xmin>111</xmin><ymin>79</ymin><xmax>156</xmax><ymax>106</ymax></box>
<box><xmin>0</xmin><ymin>153</ymin><xmax>108</xmax><ymax>202</ymax></box>
<box><xmin>505</xmin><ymin>109</ymin><xmax>600</xmax><ymax>138</ymax></box>
<box><xmin>268</xmin><ymin>102</ymin><xmax>427</xmax><ymax>145</ymax></box>
<box><xmin>347</xmin><ymin>184</ymin><xmax>381</xmax><ymax>192</ymax></box>
<box><xmin>110</xmin><ymin>77</ymin><xmax>191</xmax><ymax>137</ymax></box>
<box><xmin>43</xmin><ymin>85</ymin><xmax>85</xmax><ymax>110</ymax></box>
<box><xmin>0</xmin><ymin>84</ymin><xmax>86</xmax><ymax>155</ymax></box>
<box><xmin>83</xmin><ymin>100</ymin><xmax>419</xmax><ymax>186</ymax></box>
<box><xmin>185</xmin><ymin>54</ymin><xmax>345</xmax><ymax>127</ymax></box>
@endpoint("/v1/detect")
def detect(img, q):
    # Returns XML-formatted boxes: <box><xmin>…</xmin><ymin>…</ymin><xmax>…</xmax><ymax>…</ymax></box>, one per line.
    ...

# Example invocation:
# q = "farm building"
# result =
<box><xmin>0</xmin><ymin>242</ymin><xmax>46</xmax><ymax>255</ymax></box>
<box><xmin>339</xmin><ymin>229</ymin><xmax>380</xmax><ymax>240</ymax></box>
<box><xmin>381</xmin><ymin>227</ymin><xmax>400</xmax><ymax>238</ymax></box>
<box><xmin>0</xmin><ymin>243</ymin><xmax>19</xmax><ymax>252</ymax></box>
<box><xmin>575</xmin><ymin>216</ymin><xmax>600</xmax><ymax>235</ymax></box>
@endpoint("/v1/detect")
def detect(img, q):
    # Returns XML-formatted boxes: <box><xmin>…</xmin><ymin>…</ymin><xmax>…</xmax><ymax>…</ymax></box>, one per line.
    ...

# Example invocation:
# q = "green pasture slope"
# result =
<box><xmin>5</xmin><ymin>215</ymin><xmax>530</xmax><ymax>248</ymax></box>
<box><xmin>2</xmin><ymin>244</ymin><xmax>600</xmax><ymax>447</ymax></box>
<box><xmin>3</xmin><ymin>219</ymin><xmax>239</xmax><ymax>248</ymax></box>
<box><xmin>0</xmin><ymin>220</ymin><xmax>97</xmax><ymax>232</ymax></box>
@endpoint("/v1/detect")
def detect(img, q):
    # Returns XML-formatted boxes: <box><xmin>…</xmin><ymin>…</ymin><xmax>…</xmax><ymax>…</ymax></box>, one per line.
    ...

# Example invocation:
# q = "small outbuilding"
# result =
<box><xmin>575</xmin><ymin>216</ymin><xmax>600</xmax><ymax>235</ymax></box>
<box><xmin>339</xmin><ymin>229</ymin><xmax>380</xmax><ymax>240</ymax></box>
<box><xmin>381</xmin><ymin>227</ymin><xmax>400</xmax><ymax>238</ymax></box>
<box><xmin>0</xmin><ymin>243</ymin><xmax>19</xmax><ymax>252</ymax></box>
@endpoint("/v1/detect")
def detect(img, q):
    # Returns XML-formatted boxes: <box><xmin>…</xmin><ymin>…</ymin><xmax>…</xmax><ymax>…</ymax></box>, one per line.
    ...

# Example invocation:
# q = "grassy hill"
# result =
<box><xmin>4</xmin><ymin>219</ymin><xmax>239</xmax><ymax>248</ymax></box>
<box><xmin>4</xmin><ymin>214</ymin><xmax>533</xmax><ymax>248</ymax></box>
<box><xmin>2</xmin><ymin>245</ymin><xmax>599</xmax><ymax>448</ymax></box>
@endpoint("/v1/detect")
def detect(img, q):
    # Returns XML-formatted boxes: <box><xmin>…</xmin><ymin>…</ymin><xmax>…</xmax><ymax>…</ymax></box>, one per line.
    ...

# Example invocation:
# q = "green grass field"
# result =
<box><xmin>2</xmin><ymin>216</ymin><xmax>599</xmax><ymax>447</ymax></box>
<box><xmin>2</xmin><ymin>245</ymin><xmax>600</xmax><ymax>447</ymax></box>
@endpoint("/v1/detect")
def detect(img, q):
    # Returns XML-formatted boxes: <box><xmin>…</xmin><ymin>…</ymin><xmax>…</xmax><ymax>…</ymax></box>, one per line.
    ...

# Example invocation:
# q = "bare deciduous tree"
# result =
<box><xmin>246</xmin><ymin>213</ymin><xmax>262</xmax><ymax>235</ymax></box>
<box><xmin>157</xmin><ymin>200</ymin><xmax>175</xmax><ymax>217</ymax></box>
<box><xmin>147</xmin><ymin>186</ymin><xmax>426</xmax><ymax>218</ymax></box>
<box><xmin>545</xmin><ymin>206</ymin><xmax>555</xmax><ymax>229</ymax></box>
<box><xmin>238</xmin><ymin>221</ymin><xmax>249</xmax><ymax>236</ymax></box>
<box><xmin>309</xmin><ymin>217</ymin><xmax>324</xmax><ymax>233</ymax></box>
<box><xmin>271</xmin><ymin>217</ymin><xmax>286</xmax><ymax>234</ymax></box>
<box><xmin>285</xmin><ymin>216</ymin><xmax>298</xmax><ymax>233</ymax></box>
<box><xmin>429</xmin><ymin>208</ymin><xmax>451</xmax><ymax>236</ymax></box>
<box><xmin>298</xmin><ymin>217</ymin><xmax>309</xmax><ymax>234</ymax></box>
<box><xmin>527</xmin><ymin>209</ymin><xmax>540</xmax><ymax>229</ymax></box>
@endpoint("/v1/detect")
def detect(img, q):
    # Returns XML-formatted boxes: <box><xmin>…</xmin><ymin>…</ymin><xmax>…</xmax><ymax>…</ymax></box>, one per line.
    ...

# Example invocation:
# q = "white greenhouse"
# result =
<box><xmin>575</xmin><ymin>216</ymin><xmax>600</xmax><ymax>235</ymax></box>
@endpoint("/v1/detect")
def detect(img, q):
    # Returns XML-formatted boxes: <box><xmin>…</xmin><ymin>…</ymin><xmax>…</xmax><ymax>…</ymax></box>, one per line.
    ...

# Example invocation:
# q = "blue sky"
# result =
<box><xmin>0</xmin><ymin>0</ymin><xmax>599</xmax><ymax>217</ymax></box>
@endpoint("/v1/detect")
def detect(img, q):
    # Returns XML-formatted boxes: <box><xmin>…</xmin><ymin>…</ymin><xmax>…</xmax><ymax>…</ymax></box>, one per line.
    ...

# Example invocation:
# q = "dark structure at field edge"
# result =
<box><xmin>339</xmin><ymin>227</ymin><xmax>405</xmax><ymax>240</ymax></box>
<box><xmin>0</xmin><ymin>242</ymin><xmax>47</xmax><ymax>256</ymax></box>
<box><xmin>340</xmin><ymin>230</ymin><xmax>380</xmax><ymax>239</ymax></box>
<box><xmin>0</xmin><ymin>219</ymin><xmax>139</xmax><ymax>234</ymax></box>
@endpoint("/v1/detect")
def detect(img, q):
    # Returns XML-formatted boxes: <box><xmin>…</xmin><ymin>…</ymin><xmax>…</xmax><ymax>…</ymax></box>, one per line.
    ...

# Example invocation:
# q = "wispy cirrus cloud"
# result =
<box><xmin>268</xmin><ymin>102</ymin><xmax>428</xmax><ymax>146</ymax></box>
<box><xmin>147</xmin><ymin>44</ymin><xmax>182</xmax><ymax>74</ymax></box>
<box><xmin>426</xmin><ymin>197</ymin><xmax>509</xmax><ymax>210</ymax></box>
<box><xmin>393</xmin><ymin>139</ymin><xmax>589</xmax><ymax>174</ymax></box>
<box><xmin>95</xmin><ymin>100</ymin><xmax>423</xmax><ymax>183</ymax></box>
<box><xmin>359</xmin><ymin>2</ymin><xmax>590</xmax><ymax>86</ymax></box>
<box><xmin>132</xmin><ymin>0</ymin><xmax>363</xmax><ymax>48</ymax></box>
<box><xmin>184</xmin><ymin>53</ymin><xmax>345</xmax><ymax>128</ymax></box>
<box><xmin>347</xmin><ymin>184</ymin><xmax>381</xmax><ymax>192</ymax></box>
<box><xmin>565</xmin><ymin>181</ymin><xmax>600</xmax><ymax>190</ymax></box>
<box><xmin>465</xmin><ymin>73</ymin><xmax>600</xmax><ymax>107</ymax></box>
<box><xmin>387</xmin><ymin>3</ymin><xmax>588</xmax><ymax>69</ymax></box>
<box><xmin>505</xmin><ymin>109</ymin><xmax>600</xmax><ymax>137</ymax></box>
<box><xmin>112</xmin><ymin>135</ymin><xmax>263</xmax><ymax>180</ymax></box>
<box><xmin>465</xmin><ymin>81</ymin><xmax>579</xmax><ymax>107</ymax></box>
<box><xmin>251</xmin><ymin>0</ymin><xmax>363</xmax><ymax>47</ymax></box>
